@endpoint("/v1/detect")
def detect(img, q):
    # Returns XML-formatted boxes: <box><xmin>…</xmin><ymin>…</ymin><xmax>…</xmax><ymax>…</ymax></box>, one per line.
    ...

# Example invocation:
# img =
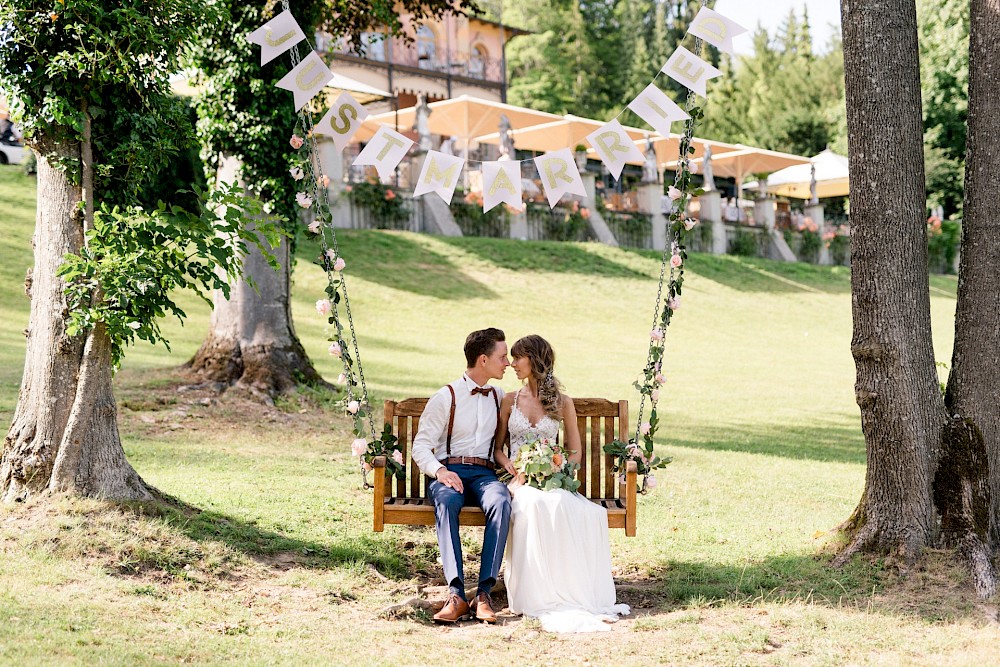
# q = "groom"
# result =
<box><xmin>412</xmin><ymin>327</ymin><xmax>511</xmax><ymax>624</ymax></box>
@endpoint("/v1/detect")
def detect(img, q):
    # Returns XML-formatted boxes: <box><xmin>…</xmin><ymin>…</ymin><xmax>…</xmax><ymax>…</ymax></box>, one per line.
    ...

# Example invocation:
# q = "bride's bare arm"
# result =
<box><xmin>493</xmin><ymin>394</ymin><xmax>517</xmax><ymax>477</ymax></box>
<box><xmin>561</xmin><ymin>397</ymin><xmax>582</xmax><ymax>465</ymax></box>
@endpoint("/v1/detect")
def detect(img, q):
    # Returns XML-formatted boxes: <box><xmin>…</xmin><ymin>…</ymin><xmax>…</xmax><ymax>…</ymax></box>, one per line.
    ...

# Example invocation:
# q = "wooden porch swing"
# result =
<box><xmin>372</xmin><ymin>397</ymin><xmax>638</xmax><ymax>536</ymax></box>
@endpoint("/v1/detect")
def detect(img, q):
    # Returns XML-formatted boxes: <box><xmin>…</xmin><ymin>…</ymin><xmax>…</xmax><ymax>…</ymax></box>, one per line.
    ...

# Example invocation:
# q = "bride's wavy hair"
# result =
<box><xmin>511</xmin><ymin>335</ymin><xmax>564</xmax><ymax>422</ymax></box>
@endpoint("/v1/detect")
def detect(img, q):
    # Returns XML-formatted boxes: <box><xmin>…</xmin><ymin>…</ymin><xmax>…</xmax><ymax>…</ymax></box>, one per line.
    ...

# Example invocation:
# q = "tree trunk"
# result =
<box><xmin>188</xmin><ymin>155</ymin><xmax>327</xmax><ymax>397</ymax></box>
<box><xmin>2</xmin><ymin>139</ymin><xmax>151</xmax><ymax>502</ymax></box>
<box><xmin>939</xmin><ymin>0</ymin><xmax>1000</xmax><ymax>596</ymax></box>
<box><xmin>835</xmin><ymin>0</ymin><xmax>945</xmax><ymax>566</ymax></box>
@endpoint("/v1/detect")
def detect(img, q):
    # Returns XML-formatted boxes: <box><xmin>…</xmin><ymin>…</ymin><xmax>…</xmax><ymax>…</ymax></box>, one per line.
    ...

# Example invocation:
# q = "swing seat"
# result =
<box><xmin>372</xmin><ymin>397</ymin><xmax>638</xmax><ymax>537</ymax></box>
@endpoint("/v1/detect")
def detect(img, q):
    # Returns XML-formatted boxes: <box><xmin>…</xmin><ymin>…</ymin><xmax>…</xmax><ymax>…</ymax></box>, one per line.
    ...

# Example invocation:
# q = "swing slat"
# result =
<box><xmin>372</xmin><ymin>397</ymin><xmax>638</xmax><ymax>536</ymax></box>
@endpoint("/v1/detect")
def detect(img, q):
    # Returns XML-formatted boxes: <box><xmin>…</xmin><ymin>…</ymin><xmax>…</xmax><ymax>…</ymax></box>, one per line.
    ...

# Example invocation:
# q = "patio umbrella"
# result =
<box><xmin>665</xmin><ymin>145</ymin><xmax>811</xmax><ymax>201</ymax></box>
<box><xmin>473</xmin><ymin>114</ymin><xmax>651</xmax><ymax>152</ymax></box>
<box><xmin>353</xmin><ymin>95</ymin><xmax>562</xmax><ymax>147</ymax></box>
<box><xmin>753</xmin><ymin>149</ymin><xmax>850</xmax><ymax>199</ymax></box>
<box><xmin>322</xmin><ymin>72</ymin><xmax>393</xmax><ymax>105</ymax></box>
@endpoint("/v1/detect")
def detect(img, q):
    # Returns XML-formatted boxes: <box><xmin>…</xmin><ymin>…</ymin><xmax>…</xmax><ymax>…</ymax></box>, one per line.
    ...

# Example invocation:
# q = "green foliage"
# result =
<box><xmin>58</xmin><ymin>184</ymin><xmax>285</xmax><ymax>369</ymax></box>
<box><xmin>927</xmin><ymin>217</ymin><xmax>961</xmax><ymax>274</ymax></box>
<box><xmin>452</xmin><ymin>193</ymin><xmax>509</xmax><ymax>237</ymax></box>
<box><xmin>345</xmin><ymin>180</ymin><xmax>409</xmax><ymax>226</ymax></box>
<box><xmin>700</xmin><ymin>9</ymin><xmax>845</xmax><ymax>158</ymax></box>
<box><xmin>729</xmin><ymin>229</ymin><xmax>760</xmax><ymax>257</ymax></box>
<box><xmin>0</xmin><ymin>0</ymin><xmax>218</xmax><ymax>204</ymax></box>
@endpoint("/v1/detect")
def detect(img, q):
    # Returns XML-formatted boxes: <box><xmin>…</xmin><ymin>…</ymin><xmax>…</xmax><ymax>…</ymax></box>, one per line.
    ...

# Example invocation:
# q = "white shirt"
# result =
<box><xmin>411</xmin><ymin>374</ymin><xmax>506</xmax><ymax>478</ymax></box>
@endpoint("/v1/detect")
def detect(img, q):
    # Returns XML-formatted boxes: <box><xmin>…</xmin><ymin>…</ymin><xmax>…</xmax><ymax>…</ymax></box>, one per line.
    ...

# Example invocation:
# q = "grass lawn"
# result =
<box><xmin>1</xmin><ymin>163</ymin><xmax>996</xmax><ymax>665</ymax></box>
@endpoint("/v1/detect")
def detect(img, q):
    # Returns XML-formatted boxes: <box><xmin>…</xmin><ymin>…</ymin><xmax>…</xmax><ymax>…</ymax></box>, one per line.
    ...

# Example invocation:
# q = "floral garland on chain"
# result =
<box><xmin>281</xmin><ymin>46</ymin><xmax>405</xmax><ymax>490</ymax></box>
<box><xmin>604</xmin><ymin>42</ymin><xmax>708</xmax><ymax>493</ymax></box>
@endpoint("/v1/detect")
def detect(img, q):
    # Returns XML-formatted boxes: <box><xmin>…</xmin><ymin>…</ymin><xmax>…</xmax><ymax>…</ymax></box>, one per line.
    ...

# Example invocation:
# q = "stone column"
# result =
<box><xmin>509</xmin><ymin>208</ymin><xmax>528</xmax><ymax>240</ymax></box>
<box><xmin>806</xmin><ymin>203</ymin><xmax>830</xmax><ymax>265</ymax></box>
<box><xmin>581</xmin><ymin>172</ymin><xmax>618</xmax><ymax>246</ymax></box>
<box><xmin>637</xmin><ymin>183</ymin><xmax>667</xmax><ymax>251</ymax></box>
<box><xmin>316</xmin><ymin>137</ymin><xmax>351</xmax><ymax>229</ymax></box>
<box><xmin>698</xmin><ymin>190</ymin><xmax>724</xmax><ymax>255</ymax></box>
<box><xmin>757</xmin><ymin>195</ymin><xmax>796</xmax><ymax>262</ymax></box>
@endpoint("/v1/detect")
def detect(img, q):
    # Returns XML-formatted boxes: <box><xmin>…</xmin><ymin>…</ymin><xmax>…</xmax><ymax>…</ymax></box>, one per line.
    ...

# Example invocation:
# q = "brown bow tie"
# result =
<box><xmin>470</xmin><ymin>386</ymin><xmax>494</xmax><ymax>397</ymax></box>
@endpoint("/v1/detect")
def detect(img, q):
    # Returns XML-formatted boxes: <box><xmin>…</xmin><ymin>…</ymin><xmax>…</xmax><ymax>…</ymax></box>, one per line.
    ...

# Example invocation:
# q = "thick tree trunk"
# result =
<box><xmin>2</xmin><ymin>139</ymin><xmax>151</xmax><ymax>502</ymax></box>
<box><xmin>835</xmin><ymin>0</ymin><xmax>945</xmax><ymax>565</ymax></box>
<box><xmin>940</xmin><ymin>0</ymin><xmax>1000</xmax><ymax>596</ymax></box>
<box><xmin>188</xmin><ymin>155</ymin><xmax>327</xmax><ymax>397</ymax></box>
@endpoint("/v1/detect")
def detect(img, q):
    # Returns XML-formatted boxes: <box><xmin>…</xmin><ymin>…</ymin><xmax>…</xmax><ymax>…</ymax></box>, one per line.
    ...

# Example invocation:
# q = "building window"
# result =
<box><xmin>416</xmin><ymin>25</ymin><xmax>437</xmax><ymax>69</ymax></box>
<box><xmin>469</xmin><ymin>44</ymin><xmax>488</xmax><ymax>78</ymax></box>
<box><xmin>361</xmin><ymin>32</ymin><xmax>385</xmax><ymax>61</ymax></box>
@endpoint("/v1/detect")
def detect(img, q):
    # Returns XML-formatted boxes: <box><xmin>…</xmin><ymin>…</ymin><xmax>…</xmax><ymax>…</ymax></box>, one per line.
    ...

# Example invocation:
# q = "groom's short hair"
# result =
<box><xmin>465</xmin><ymin>328</ymin><xmax>505</xmax><ymax>368</ymax></box>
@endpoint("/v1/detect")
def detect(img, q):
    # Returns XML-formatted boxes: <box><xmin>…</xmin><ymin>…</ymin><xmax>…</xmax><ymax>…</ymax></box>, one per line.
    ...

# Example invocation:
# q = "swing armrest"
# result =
<box><xmin>372</xmin><ymin>456</ymin><xmax>387</xmax><ymax>532</ymax></box>
<box><xmin>625</xmin><ymin>460</ymin><xmax>638</xmax><ymax>537</ymax></box>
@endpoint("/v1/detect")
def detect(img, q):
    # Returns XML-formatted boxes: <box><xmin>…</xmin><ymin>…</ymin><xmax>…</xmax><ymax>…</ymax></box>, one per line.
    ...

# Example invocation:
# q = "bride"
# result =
<box><xmin>494</xmin><ymin>335</ymin><xmax>630</xmax><ymax>633</ymax></box>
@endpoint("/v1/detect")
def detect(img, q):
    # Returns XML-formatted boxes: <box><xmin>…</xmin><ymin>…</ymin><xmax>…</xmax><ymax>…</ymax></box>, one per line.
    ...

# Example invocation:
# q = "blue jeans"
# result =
<box><xmin>428</xmin><ymin>464</ymin><xmax>511</xmax><ymax>600</ymax></box>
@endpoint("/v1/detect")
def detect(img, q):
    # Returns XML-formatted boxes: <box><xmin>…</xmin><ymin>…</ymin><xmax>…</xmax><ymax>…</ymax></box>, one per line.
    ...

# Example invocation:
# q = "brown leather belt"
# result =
<box><xmin>441</xmin><ymin>456</ymin><xmax>494</xmax><ymax>469</ymax></box>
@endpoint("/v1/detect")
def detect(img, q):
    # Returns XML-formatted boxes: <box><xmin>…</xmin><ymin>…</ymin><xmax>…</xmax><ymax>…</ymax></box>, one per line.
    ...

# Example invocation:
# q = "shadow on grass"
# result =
<box><xmin>620</xmin><ymin>552</ymin><xmax>979</xmax><ymax>624</ymax></box>
<box><xmin>439</xmin><ymin>236</ymin><xmax>652</xmax><ymax>279</ymax></box>
<box><xmin>667</xmin><ymin>417</ymin><xmax>866</xmax><ymax>465</ymax></box>
<box><xmin>151</xmin><ymin>492</ymin><xmax>412</xmax><ymax>578</ymax></box>
<box><xmin>298</xmin><ymin>230</ymin><xmax>497</xmax><ymax>300</ymax></box>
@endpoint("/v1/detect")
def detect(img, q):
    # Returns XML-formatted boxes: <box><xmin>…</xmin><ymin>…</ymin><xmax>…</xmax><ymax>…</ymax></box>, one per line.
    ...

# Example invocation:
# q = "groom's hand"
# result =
<box><xmin>436</xmin><ymin>468</ymin><xmax>464</xmax><ymax>493</ymax></box>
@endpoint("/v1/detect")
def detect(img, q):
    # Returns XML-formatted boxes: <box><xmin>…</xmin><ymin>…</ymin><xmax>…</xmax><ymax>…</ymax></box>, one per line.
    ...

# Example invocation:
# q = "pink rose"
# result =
<box><xmin>670</xmin><ymin>254</ymin><xmax>683</xmax><ymax>268</ymax></box>
<box><xmin>337</xmin><ymin>373</ymin><xmax>347</xmax><ymax>385</ymax></box>
<box><xmin>392</xmin><ymin>450</ymin><xmax>404</xmax><ymax>465</ymax></box>
<box><xmin>315</xmin><ymin>299</ymin><xmax>331</xmax><ymax>316</ymax></box>
<box><xmin>668</xmin><ymin>296</ymin><xmax>680</xmax><ymax>311</ymax></box>
<box><xmin>580</xmin><ymin>208</ymin><xmax>591</xmax><ymax>219</ymax></box>
<box><xmin>639</xmin><ymin>422</ymin><xmax>651</xmax><ymax>435</ymax></box>
<box><xmin>296</xmin><ymin>192</ymin><xmax>313</xmax><ymax>209</ymax></box>
<box><xmin>328</xmin><ymin>342</ymin><xmax>342</xmax><ymax>357</ymax></box>
<box><xmin>325</xmin><ymin>249</ymin><xmax>337</xmax><ymax>262</ymax></box>
<box><xmin>645</xmin><ymin>475</ymin><xmax>658</xmax><ymax>489</ymax></box>
<box><xmin>684</xmin><ymin>218</ymin><xmax>698</xmax><ymax>231</ymax></box>
<box><xmin>655</xmin><ymin>372</ymin><xmax>666</xmax><ymax>385</ymax></box>
<box><xmin>290</xmin><ymin>134</ymin><xmax>304</xmax><ymax>149</ymax></box>
<box><xmin>333</xmin><ymin>257</ymin><xmax>346</xmax><ymax>272</ymax></box>
<box><xmin>351</xmin><ymin>438</ymin><xmax>368</xmax><ymax>456</ymax></box>
<box><xmin>667</xmin><ymin>186</ymin><xmax>682</xmax><ymax>201</ymax></box>
<box><xmin>689</xmin><ymin>162</ymin><xmax>698</xmax><ymax>174</ymax></box>
<box><xmin>347</xmin><ymin>400</ymin><xmax>360</xmax><ymax>414</ymax></box>
<box><xmin>362</xmin><ymin>462</ymin><xmax>372</xmax><ymax>472</ymax></box>
<box><xmin>650</xmin><ymin>328</ymin><xmax>664</xmax><ymax>342</ymax></box>
<box><xmin>345</xmin><ymin>184</ymin><xmax>353</xmax><ymax>193</ymax></box>
<box><xmin>651</xmin><ymin>389</ymin><xmax>660</xmax><ymax>402</ymax></box>
<box><xmin>290</xmin><ymin>166</ymin><xmax>304</xmax><ymax>181</ymax></box>
<box><xmin>307</xmin><ymin>220</ymin><xmax>321</xmax><ymax>234</ymax></box>
<box><xmin>318</xmin><ymin>174</ymin><xmax>331</xmax><ymax>187</ymax></box>
<box><xmin>385</xmin><ymin>189</ymin><xmax>396</xmax><ymax>201</ymax></box>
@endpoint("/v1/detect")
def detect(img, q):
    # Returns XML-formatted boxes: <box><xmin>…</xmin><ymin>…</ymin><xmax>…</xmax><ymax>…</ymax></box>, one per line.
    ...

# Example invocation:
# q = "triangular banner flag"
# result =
<box><xmin>247</xmin><ymin>10</ymin><xmax>306</xmax><ymax>66</ymax></box>
<box><xmin>586</xmin><ymin>120</ymin><xmax>645</xmax><ymax>181</ymax></box>
<box><xmin>482</xmin><ymin>161</ymin><xmax>523</xmax><ymax>213</ymax></box>
<box><xmin>353</xmin><ymin>125</ymin><xmax>414</xmax><ymax>183</ymax></box>
<box><xmin>533</xmin><ymin>148</ymin><xmax>586</xmax><ymax>209</ymax></box>
<box><xmin>314</xmin><ymin>91</ymin><xmax>369</xmax><ymax>152</ymax></box>
<box><xmin>276</xmin><ymin>51</ymin><xmax>334</xmax><ymax>111</ymax></box>
<box><xmin>661</xmin><ymin>46</ymin><xmax>723</xmax><ymax>98</ymax></box>
<box><xmin>627</xmin><ymin>84</ymin><xmax>691</xmax><ymax>138</ymax></box>
<box><xmin>688</xmin><ymin>7</ymin><xmax>748</xmax><ymax>56</ymax></box>
<box><xmin>413</xmin><ymin>151</ymin><xmax>465</xmax><ymax>204</ymax></box>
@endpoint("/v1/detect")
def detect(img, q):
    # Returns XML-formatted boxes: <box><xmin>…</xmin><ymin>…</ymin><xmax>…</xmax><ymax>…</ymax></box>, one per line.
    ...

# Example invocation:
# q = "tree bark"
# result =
<box><xmin>2</xmin><ymin>138</ymin><xmax>151</xmax><ymax>502</ymax></box>
<box><xmin>835</xmin><ymin>0</ymin><xmax>945</xmax><ymax>565</ymax></box>
<box><xmin>940</xmin><ymin>0</ymin><xmax>1000</xmax><ymax>594</ymax></box>
<box><xmin>188</xmin><ymin>155</ymin><xmax>327</xmax><ymax>397</ymax></box>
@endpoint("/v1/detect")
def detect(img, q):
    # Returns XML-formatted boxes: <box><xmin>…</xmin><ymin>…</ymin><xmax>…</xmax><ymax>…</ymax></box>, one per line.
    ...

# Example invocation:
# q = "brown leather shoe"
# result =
<box><xmin>433</xmin><ymin>594</ymin><xmax>470</xmax><ymax>624</ymax></box>
<box><xmin>470</xmin><ymin>592</ymin><xmax>497</xmax><ymax>624</ymax></box>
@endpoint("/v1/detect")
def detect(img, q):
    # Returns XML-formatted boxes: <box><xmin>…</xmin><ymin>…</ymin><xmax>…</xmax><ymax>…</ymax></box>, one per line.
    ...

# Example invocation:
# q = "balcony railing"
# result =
<box><xmin>323</xmin><ymin>36</ymin><xmax>505</xmax><ymax>84</ymax></box>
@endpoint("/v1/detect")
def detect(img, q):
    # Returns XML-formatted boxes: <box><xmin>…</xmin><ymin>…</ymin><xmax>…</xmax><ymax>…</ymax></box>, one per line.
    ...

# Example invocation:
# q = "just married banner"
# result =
<box><xmin>249</xmin><ymin>6</ymin><xmax>747</xmax><ymax>212</ymax></box>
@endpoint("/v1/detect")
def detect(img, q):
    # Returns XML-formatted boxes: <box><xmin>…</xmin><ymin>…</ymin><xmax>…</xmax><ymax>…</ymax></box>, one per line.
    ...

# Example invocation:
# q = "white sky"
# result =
<box><xmin>712</xmin><ymin>0</ymin><xmax>842</xmax><ymax>54</ymax></box>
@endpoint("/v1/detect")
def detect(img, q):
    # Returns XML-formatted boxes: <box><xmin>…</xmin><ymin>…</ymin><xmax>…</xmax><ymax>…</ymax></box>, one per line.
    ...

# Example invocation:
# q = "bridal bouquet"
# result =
<box><xmin>510</xmin><ymin>434</ymin><xmax>581</xmax><ymax>493</ymax></box>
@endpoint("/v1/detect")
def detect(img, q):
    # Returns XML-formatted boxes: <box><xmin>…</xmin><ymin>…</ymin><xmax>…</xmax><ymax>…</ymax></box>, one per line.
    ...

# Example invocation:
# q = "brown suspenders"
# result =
<box><xmin>444</xmin><ymin>384</ymin><xmax>500</xmax><ymax>458</ymax></box>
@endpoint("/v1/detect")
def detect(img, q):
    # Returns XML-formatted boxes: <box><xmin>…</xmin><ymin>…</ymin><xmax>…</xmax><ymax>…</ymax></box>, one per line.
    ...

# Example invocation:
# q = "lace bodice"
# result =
<box><xmin>508</xmin><ymin>389</ymin><xmax>560</xmax><ymax>460</ymax></box>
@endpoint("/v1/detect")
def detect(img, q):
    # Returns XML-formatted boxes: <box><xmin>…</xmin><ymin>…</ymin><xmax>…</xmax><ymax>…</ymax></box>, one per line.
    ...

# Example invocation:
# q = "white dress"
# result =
<box><xmin>504</xmin><ymin>391</ymin><xmax>630</xmax><ymax>633</ymax></box>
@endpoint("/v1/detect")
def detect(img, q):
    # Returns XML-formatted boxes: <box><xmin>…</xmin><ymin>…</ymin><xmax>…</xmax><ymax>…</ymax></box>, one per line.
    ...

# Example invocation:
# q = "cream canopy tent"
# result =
<box><xmin>473</xmin><ymin>114</ymin><xmax>651</xmax><ymax>152</ymax></box>
<box><xmin>323</xmin><ymin>72</ymin><xmax>393</xmax><ymax>105</ymax></box>
<box><xmin>354</xmin><ymin>95</ymin><xmax>562</xmax><ymax>146</ymax></box>
<box><xmin>666</xmin><ymin>145</ymin><xmax>811</xmax><ymax>199</ymax></box>
<box><xmin>751</xmin><ymin>149</ymin><xmax>850</xmax><ymax>199</ymax></box>
<box><xmin>609</xmin><ymin>133</ymin><xmax>742</xmax><ymax>167</ymax></box>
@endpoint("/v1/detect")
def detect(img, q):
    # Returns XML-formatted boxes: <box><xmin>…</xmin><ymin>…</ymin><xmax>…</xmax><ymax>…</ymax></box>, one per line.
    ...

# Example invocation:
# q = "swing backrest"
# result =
<box><xmin>383</xmin><ymin>397</ymin><xmax>629</xmax><ymax>501</ymax></box>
